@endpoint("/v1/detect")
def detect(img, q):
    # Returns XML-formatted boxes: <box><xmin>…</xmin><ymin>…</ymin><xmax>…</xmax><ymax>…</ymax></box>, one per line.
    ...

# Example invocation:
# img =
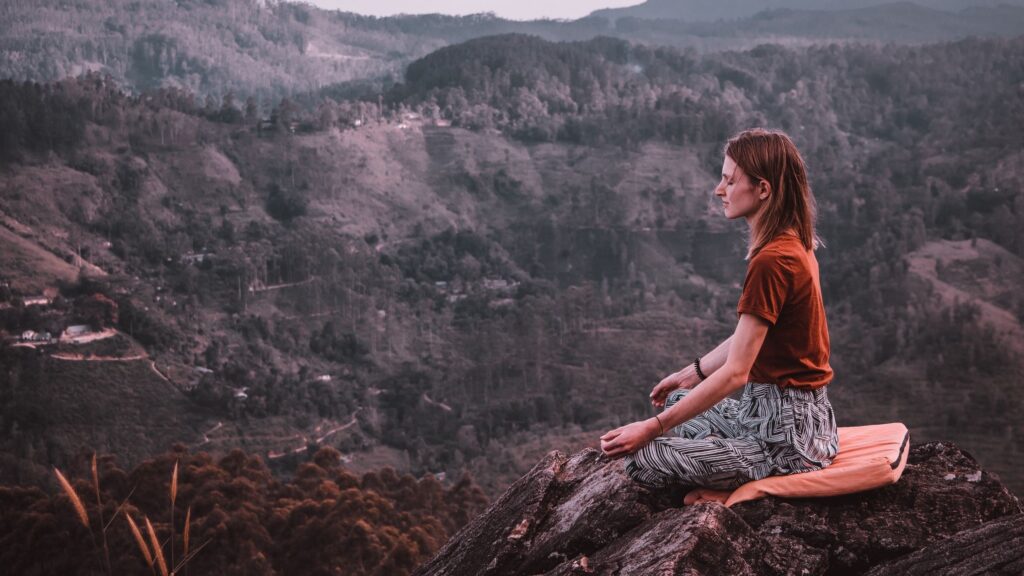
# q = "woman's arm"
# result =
<box><xmin>649</xmin><ymin>335</ymin><xmax>733</xmax><ymax>407</ymax></box>
<box><xmin>601</xmin><ymin>313</ymin><xmax>770</xmax><ymax>458</ymax></box>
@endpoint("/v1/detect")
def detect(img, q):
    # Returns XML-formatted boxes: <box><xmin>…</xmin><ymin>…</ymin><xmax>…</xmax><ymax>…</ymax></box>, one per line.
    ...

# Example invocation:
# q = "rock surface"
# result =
<box><xmin>414</xmin><ymin>442</ymin><xmax>1022</xmax><ymax>576</ymax></box>
<box><xmin>865</xmin><ymin>512</ymin><xmax>1024</xmax><ymax>576</ymax></box>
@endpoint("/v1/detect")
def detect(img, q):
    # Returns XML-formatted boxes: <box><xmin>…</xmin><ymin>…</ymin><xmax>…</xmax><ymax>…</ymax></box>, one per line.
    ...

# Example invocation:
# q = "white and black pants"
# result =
<box><xmin>624</xmin><ymin>382</ymin><xmax>839</xmax><ymax>490</ymax></box>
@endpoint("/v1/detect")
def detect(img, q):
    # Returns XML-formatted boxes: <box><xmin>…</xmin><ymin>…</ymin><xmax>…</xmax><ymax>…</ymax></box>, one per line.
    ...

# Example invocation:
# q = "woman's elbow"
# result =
<box><xmin>720</xmin><ymin>366</ymin><xmax>749</xmax><ymax>392</ymax></box>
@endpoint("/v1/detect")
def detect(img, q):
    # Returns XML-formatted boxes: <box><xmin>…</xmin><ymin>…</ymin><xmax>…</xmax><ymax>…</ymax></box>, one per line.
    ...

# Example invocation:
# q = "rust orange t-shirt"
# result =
<box><xmin>736</xmin><ymin>232</ymin><xmax>832</xmax><ymax>389</ymax></box>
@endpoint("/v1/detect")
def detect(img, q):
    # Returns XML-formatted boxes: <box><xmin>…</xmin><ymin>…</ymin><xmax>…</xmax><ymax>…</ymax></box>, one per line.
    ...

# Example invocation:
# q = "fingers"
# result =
<box><xmin>601</xmin><ymin>432</ymin><xmax>626</xmax><ymax>457</ymax></box>
<box><xmin>601</xmin><ymin>441</ymin><xmax>623</xmax><ymax>458</ymax></box>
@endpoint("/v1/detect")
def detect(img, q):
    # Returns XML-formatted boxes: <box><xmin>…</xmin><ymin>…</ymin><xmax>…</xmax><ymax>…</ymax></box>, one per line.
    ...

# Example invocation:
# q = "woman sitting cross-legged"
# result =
<box><xmin>600</xmin><ymin>128</ymin><xmax>839</xmax><ymax>491</ymax></box>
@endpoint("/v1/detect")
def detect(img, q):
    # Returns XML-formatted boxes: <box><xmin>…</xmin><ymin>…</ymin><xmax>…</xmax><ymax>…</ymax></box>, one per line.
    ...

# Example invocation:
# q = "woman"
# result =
<box><xmin>600</xmin><ymin>128</ymin><xmax>839</xmax><ymax>491</ymax></box>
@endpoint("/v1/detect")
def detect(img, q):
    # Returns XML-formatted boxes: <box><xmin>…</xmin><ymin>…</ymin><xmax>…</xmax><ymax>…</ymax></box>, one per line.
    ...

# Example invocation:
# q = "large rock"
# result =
<box><xmin>865</xmin><ymin>513</ymin><xmax>1024</xmax><ymax>576</ymax></box>
<box><xmin>414</xmin><ymin>442</ymin><xmax>1022</xmax><ymax>576</ymax></box>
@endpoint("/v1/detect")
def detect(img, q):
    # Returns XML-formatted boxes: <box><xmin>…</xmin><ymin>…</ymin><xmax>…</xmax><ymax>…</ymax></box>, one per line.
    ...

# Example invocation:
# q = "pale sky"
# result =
<box><xmin>301</xmin><ymin>1</ymin><xmax>643</xmax><ymax>21</ymax></box>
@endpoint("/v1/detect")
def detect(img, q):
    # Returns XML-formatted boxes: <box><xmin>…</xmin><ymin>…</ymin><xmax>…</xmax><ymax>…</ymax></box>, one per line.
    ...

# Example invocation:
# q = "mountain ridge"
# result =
<box><xmin>2</xmin><ymin>0</ymin><xmax>1023</xmax><ymax>101</ymax></box>
<box><xmin>591</xmin><ymin>0</ymin><xmax>1024</xmax><ymax>21</ymax></box>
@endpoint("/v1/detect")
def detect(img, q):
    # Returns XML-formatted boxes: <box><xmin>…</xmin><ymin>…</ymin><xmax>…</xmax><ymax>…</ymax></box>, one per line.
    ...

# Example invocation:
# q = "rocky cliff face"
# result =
<box><xmin>415</xmin><ymin>442</ymin><xmax>1023</xmax><ymax>575</ymax></box>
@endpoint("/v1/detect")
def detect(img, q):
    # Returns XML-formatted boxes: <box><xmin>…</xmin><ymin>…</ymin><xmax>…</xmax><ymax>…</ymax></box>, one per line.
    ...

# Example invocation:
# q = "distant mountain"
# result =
<box><xmin>592</xmin><ymin>0</ymin><xmax>1024</xmax><ymax>22</ymax></box>
<box><xmin>0</xmin><ymin>0</ymin><xmax>608</xmax><ymax>102</ymax></box>
<box><xmin>2</xmin><ymin>0</ymin><xmax>1023</xmax><ymax>102</ymax></box>
<box><xmin>612</xmin><ymin>2</ymin><xmax>1024</xmax><ymax>46</ymax></box>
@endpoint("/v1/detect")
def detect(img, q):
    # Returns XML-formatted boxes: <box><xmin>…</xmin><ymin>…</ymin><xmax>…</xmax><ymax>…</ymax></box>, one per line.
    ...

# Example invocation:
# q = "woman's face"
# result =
<box><xmin>715</xmin><ymin>155</ymin><xmax>764</xmax><ymax>223</ymax></box>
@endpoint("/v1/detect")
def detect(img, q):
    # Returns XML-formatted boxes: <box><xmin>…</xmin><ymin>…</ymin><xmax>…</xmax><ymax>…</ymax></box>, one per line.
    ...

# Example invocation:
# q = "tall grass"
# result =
<box><xmin>126</xmin><ymin>514</ymin><xmax>155</xmax><ymax>576</ymax></box>
<box><xmin>54</xmin><ymin>455</ymin><xmax>208</xmax><ymax>576</ymax></box>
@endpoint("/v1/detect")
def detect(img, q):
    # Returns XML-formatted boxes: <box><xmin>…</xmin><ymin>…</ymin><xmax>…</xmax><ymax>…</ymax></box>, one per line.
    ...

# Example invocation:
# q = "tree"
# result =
<box><xmin>265</xmin><ymin>183</ymin><xmax>307</xmax><ymax>222</ymax></box>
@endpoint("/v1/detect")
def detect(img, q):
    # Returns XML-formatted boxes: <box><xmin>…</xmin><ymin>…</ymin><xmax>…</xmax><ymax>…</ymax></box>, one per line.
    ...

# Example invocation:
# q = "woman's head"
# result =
<box><xmin>716</xmin><ymin>128</ymin><xmax>822</xmax><ymax>259</ymax></box>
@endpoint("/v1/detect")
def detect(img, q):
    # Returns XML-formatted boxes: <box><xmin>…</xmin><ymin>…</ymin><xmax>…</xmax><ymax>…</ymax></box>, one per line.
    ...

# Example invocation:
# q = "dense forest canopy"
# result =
<box><xmin>392</xmin><ymin>33</ymin><xmax>1024</xmax><ymax>152</ymax></box>
<box><xmin>0</xmin><ymin>446</ymin><xmax>486</xmax><ymax>576</ymax></box>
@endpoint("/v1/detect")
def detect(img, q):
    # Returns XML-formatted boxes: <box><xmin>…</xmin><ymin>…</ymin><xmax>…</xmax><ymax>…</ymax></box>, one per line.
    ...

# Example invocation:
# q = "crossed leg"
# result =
<box><xmin>625</xmin><ymin>388</ymin><xmax>772</xmax><ymax>490</ymax></box>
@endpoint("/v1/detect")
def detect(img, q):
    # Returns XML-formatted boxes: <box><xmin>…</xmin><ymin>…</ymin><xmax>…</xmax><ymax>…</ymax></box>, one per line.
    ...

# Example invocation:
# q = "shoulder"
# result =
<box><xmin>750</xmin><ymin>239</ymin><xmax>802</xmax><ymax>269</ymax></box>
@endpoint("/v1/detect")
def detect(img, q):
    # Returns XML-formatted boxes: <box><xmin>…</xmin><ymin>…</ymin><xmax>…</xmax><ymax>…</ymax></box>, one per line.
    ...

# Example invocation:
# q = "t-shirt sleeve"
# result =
<box><xmin>737</xmin><ymin>252</ymin><xmax>793</xmax><ymax>325</ymax></box>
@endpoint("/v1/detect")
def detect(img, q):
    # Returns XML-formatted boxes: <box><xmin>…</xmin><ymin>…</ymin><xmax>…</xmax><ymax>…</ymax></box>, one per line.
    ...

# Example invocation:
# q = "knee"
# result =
<box><xmin>623</xmin><ymin>445</ymin><xmax>664</xmax><ymax>488</ymax></box>
<box><xmin>665</xmin><ymin>388</ymin><xmax>689</xmax><ymax>408</ymax></box>
<box><xmin>623</xmin><ymin>454</ymin><xmax>642</xmax><ymax>481</ymax></box>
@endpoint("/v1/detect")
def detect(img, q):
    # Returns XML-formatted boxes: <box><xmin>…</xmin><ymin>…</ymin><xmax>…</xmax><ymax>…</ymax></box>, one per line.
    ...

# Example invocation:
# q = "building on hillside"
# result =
<box><xmin>181</xmin><ymin>251</ymin><xmax>212</xmax><ymax>265</ymax></box>
<box><xmin>20</xmin><ymin>330</ymin><xmax>53</xmax><ymax>343</ymax></box>
<box><xmin>483</xmin><ymin>278</ymin><xmax>519</xmax><ymax>292</ymax></box>
<box><xmin>64</xmin><ymin>324</ymin><xmax>92</xmax><ymax>338</ymax></box>
<box><xmin>23</xmin><ymin>296</ymin><xmax>52</xmax><ymax>307</ymax></box>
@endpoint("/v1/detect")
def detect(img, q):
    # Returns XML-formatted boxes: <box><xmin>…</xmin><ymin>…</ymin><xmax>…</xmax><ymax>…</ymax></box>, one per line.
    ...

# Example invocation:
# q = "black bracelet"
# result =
<box><xmin>694</xmin><ymin>357</ymin><xmax>707</xmax><ymax>381</ymax></box>
<box><xmin>653</xmin><ymin>414</ymin><xmax>665</xmax><ymax>435</ymax></box>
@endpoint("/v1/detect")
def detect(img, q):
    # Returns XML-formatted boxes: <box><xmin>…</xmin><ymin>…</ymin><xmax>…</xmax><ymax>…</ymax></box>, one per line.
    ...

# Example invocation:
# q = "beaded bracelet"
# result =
<box><xmin>694</xmin><ymin>357</ymin><xmax>707</xmax><ymax>381</ymax></box>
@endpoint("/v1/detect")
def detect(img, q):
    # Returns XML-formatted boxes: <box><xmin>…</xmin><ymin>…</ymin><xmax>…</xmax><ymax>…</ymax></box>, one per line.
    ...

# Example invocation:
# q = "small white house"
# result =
<box><xmin>65</xmin><ymin>325</ymin><xmax>91</xmax><ymax>338</ymax></box>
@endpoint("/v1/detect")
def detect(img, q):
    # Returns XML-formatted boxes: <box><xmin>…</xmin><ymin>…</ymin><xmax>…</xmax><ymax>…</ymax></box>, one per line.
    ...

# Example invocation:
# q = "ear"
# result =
<box><xmin>757</xmin><ymin>179</ymin><xmax>772</xmax><ymax>201</ymax></box>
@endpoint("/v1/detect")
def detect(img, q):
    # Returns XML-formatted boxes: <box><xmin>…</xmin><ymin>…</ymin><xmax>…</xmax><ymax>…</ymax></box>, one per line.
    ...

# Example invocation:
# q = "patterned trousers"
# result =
<box><xmin>624</xmin><ymin>382</ymin><xmax>839</xmax><ymax>490</ymax></box>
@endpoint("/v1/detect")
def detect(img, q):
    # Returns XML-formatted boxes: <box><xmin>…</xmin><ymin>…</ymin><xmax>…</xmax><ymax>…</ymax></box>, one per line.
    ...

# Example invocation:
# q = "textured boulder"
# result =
<box><xmin>414</xmin><ymin>442</ymin><xmax>1022</xmax><ymax>576</ymax></box>
<box><xmin>865</xmin><ymin>513</ymin><xmax>1024</xmax><ymax>576</ymax></box>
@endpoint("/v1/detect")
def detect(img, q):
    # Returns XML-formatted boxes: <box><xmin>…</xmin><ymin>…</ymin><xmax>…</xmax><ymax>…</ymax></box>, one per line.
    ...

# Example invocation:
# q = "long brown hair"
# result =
<box><xmin>725</xmin><ymin>128</ymin><xmax>823</xmax><ymax>259</ymax></box>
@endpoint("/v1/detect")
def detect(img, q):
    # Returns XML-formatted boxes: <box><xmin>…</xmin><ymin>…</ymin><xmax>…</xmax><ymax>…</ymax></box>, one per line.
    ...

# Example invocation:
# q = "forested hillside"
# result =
<box><xmin>1</xmin><ymin>33</ymin><xmax>1022</xmax><ymax>500</ymax></box>
<box><xmin>2</xmin><ymin>0</ymin><xmax>1022</xmax><ymax>103</ymax></box>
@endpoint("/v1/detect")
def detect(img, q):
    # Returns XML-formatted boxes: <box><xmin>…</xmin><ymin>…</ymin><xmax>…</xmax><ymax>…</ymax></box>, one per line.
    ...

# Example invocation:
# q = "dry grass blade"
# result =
<box><xmin>145</xmin><ymin>516</ymin><xmax>169</xmax><ymax>576</ymax></box>
<box><xmin>126</xmin><ymin>514</ymin><xmax>154</xmax><ymax>568</ymax></box>
<box><xmin>170</xmin><ymin>460</ymin><xmax>179</xmax><ymax>572</ymax></box>
<box><xmin>173</xmin><ymin>537</ymin><xmax>212</xmax><ymax>574</ymax></box>
<box><xmin>91</xmin><ymin>453</ymin><xmax>112</xmax><ymax>576</ymax></box>
<box><xmin>103</xmin><ymin>484</ymin><xmax>138</xmax><ymax>532</ymax></box>
<box><xmin>54</xmin><ymin>468</ymin><xmax>89</xmax><ymax>528</ymax></box>
<box><xmin>170</xmin><ymin>461</ymin><xmax>179</xmax><ymax>508</ymax></box>
<box><xmin>91</xmin><ymin>454</ymin><xmax>100</xmax><ymax>504</ymax></box>
<box><xmin>183</xmin><ymin>506</ymin><xmax>191</xmax><ymax>558</ymax></box>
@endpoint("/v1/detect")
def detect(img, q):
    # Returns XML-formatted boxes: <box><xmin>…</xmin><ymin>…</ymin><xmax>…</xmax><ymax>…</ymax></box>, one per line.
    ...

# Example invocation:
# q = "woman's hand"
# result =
<box><xmin>600</xmin><ymin>418</ymin><xmax>662</xmax><ymax>459</ymax></box>
<box><xmin>650</xmin><ymin>370</ymin><xmax>690</xmax><ymax>408</ymax></box>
